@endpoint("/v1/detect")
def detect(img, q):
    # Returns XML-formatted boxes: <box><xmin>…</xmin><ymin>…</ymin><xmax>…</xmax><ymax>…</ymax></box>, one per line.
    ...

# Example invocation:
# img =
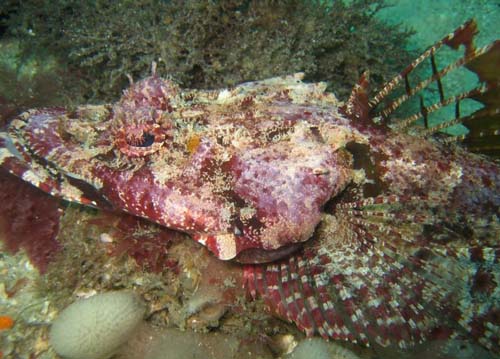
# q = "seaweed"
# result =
<box><xmin>0</xmin><ymin>169</ymin><xmax>62</xmax><ymax>273</ymax></box>
<box><xmin>2</xmin><ymin>0</ymin><xmax>414</xmax><ymax>101</ymax></box>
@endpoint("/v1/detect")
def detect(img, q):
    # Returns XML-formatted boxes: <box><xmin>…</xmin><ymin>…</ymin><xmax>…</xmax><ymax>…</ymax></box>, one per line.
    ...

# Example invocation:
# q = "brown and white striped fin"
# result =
<box><xmin>368</xmin><ymin>20</ymin><xmax>500</xmax><ymax>157</ymax></box>
<box><xmin>460</xmin><ymin>40</ymin><xmax>500</xmax><ymax>157</ymax></box>
<box><xmin>345</xmin><ymin>71</ymin><xmax>371</xmax><ymax>123</ymax></box>
<box><xmin>369</xmin><ymin>19</ymin><xmax>479</xmax><ymax>115</ymax></box>
<box><xmin>244</xmin><ymin>194</ymin><xmax>500</xmax><ymax>352</ymax></box>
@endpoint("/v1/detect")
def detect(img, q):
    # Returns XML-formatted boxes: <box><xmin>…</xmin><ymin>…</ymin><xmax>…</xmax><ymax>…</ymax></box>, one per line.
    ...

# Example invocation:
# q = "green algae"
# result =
<box><xmin>2</xmin><ymin>0</ymin><xmax>413</xmax><ymax>101</ymax></box>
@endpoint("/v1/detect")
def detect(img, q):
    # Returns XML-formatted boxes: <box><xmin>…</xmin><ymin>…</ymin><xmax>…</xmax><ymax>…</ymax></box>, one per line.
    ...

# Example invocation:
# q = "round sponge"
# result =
<box><xmin>49</xmin><ymin>291</ymin><xmax>145</xmax><ymax>359</ymax></box>
<box><xmin>285</xmin><ymin>338</ymin><xmax>361</xmax><ymax>359</ymax></box>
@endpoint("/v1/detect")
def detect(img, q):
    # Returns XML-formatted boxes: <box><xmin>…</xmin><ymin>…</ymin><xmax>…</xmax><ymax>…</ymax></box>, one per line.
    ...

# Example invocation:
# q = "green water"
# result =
<box><xmin>378</xmin><ymin>0</ymin><xmax>499</xmax><ymax>50</ymax></box>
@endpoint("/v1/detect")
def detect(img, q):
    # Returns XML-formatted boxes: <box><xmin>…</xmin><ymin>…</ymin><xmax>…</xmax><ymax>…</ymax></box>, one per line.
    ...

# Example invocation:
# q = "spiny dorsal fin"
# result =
<box><xmin>368</xmin><ymin>20</ymin><xmax>478</xmax><ymax>116</ymax></box>
<box><xmin>345</xmin><ymin>71</ymin><xmax>371</xmax><ymax>122</ymax></box>
<box><xmin>461</xmin><ymin>41</ymin><xmax>500</xmax><ymax>157</ymax></box>
<box><xmin>368</xmin><ymin>20</ymin><xmax>500</xmax><ymax>157</ymax></box>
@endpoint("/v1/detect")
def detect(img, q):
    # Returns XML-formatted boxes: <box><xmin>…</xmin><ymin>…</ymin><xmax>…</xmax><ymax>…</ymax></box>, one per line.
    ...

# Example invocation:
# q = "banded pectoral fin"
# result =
<box><xmin>245</xmin><ymin>199</ymin><xmax>500</xmax><ymax>353</ymax></box>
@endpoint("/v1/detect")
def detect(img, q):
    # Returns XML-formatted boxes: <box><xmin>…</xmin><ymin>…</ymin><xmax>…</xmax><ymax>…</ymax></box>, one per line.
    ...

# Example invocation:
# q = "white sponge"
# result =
<box><xmin>49</xmin><ymin>291</ymin><xmax>145</xmax><ymax>359</ymax></box>
<box><xmin>285</xmin><ymin>338</ymin><xmax>361</xmax><ymax>359</ymax></box>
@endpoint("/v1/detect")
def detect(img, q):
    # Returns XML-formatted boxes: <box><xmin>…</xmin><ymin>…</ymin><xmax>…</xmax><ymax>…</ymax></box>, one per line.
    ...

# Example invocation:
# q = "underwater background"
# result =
<box><xmin>0</xmin><ymin>1</ymin><xmax>499</xmax><ymax>359</ymax></box>
<box><xmin>0</xmin><ymin>0</ymin><xmax>499</xmax><ymax>116</ymax></box>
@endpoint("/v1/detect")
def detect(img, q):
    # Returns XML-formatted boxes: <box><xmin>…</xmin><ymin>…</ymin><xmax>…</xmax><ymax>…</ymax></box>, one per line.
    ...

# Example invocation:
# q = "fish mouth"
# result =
<box><xmin>234</xmin><ymin>242</ymin><xmax>305</xmax><ymax>264</ymax></box>
<box><xmin>1</xmin><ymin>125</ymin><xmax>311</xmax><ymax>265</ymax></box>
<box><xmin>0</xmin><ymin>109</ymin><xmax>112</xmax><ymax>208</ymax></box>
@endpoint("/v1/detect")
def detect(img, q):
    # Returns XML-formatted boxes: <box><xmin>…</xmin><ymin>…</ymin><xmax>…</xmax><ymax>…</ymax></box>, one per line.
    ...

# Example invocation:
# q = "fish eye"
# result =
<box><xmin>132</xmin><ymin>132</ymin><xmax>155</xmax><ymax>148</ymax></box>
<box><xmin>114</xmin><ymin>124</ymin><xmax>166</xmax><ymax>157</ymax></box>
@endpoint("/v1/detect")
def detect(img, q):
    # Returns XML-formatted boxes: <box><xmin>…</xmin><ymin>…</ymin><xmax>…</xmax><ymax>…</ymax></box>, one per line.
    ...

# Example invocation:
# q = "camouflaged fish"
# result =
<box><xmin>1</xmin><ymin>20</ymin><xmax>499</xmax><ymax>353</ymax></box>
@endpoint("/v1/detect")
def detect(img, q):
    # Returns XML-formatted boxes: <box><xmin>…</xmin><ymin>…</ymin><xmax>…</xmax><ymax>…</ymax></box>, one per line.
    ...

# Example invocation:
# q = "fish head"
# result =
<box><xmin>1</xmin><ymin>74</ymin><xmax>362</xmax><ymax>263</ymax></box>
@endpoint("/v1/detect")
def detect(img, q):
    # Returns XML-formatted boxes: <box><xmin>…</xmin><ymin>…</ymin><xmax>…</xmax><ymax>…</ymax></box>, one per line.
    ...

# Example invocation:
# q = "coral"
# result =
<box><xmin>3</xmin><ymin>0</ymin><xmax>413</xmax><ymax>101</ymax></box>
<box><xmin>49</xmin><ymin>291</ymin><xmax>145</xmax><ymax>359</ymax></box>
<box><xmin>0</xmin><ymin>315</ymin><xmax>14</xmax><ymax>330</ymax></box>
<box><xmin>0</xmin><ymin>169</ymin><xmax>62</xmax><ymax>273</ymax></box>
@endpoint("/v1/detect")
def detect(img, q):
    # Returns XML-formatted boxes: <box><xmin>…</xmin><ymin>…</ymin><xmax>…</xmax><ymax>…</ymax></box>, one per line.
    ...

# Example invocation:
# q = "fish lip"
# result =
<box><xmin>234</xmin><ymin>242</ymin><xmax>304</xmax><ymax>264</ymax></box>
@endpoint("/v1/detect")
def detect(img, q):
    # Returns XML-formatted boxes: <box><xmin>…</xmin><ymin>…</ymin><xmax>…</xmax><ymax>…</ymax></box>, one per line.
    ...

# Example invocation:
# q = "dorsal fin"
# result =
<box><xmin>345</xmin><ymin>71</ymin><xmax>371</xmax><ymax>122</ymax></box>
<box><xmin>368</xmin><ymin>19</ymin><xmax>500</xmax><ymax>157</ymax></box>
<box><xmin>461</xmin><ymin>40</ymin><xmax>500</xmax><ymax>157</ymax></box>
